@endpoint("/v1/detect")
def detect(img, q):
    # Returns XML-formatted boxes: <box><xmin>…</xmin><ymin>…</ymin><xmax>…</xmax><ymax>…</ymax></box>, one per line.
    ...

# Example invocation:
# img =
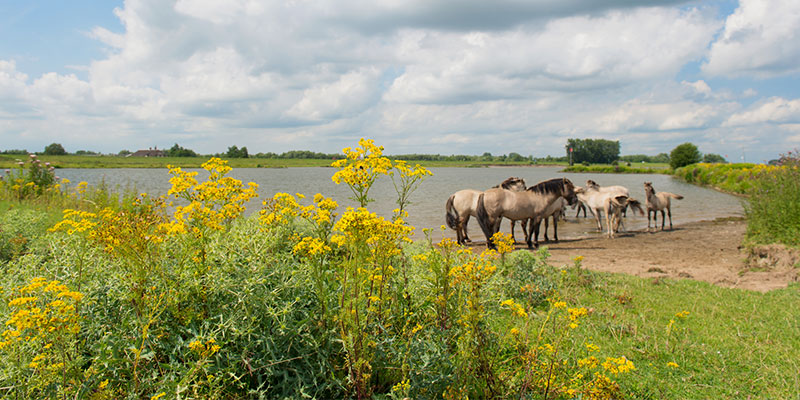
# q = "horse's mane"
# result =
<box><xmin>527</xmin><ymin>178</ymin><xmax>571</xmax><ymax>195</ymax></box>
<box><xmin>493</xmin><ymin>177</ymin><xmax>525</xmax><ymax>189</ymax></box>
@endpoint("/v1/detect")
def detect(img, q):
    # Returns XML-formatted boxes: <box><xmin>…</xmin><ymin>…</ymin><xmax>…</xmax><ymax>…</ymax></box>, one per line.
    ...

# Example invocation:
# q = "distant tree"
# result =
<box><xmin>226</xmin><ymin>145</ymin><xmax>249</xmax><ymax>158</ymax></box>
<box><xmin>44</xmin><ymin>143</ymin><xmax>66</xmax><ymax>156</ymax></box>
<box><xmin>702</xmin><ymin>153</ymin><xmax>727</xmax><ymax>163</ymax></box>
<box><xmin>167</xmin><ymin>143</ymin><xmax>198</xmax><ymax>157</ymax></box>
<box><xmin>1</xmin><ymin>149</ymin><xmax>28</xmax><ymax>155</ymax></box>
<box><xmin>652</xmin><ymin>153</ymin><xmax>670</xmax><ymax>164</ymax></box>
<box><xmin>507</xmin><ymin>152</ymin><xmax>525</xmax><ymax>162</ymax></box>
<box><xmin>669</xmin><ymin>143</ymin><xmax>702</xmax><ymax>169</ymax></box>
<box><xmin>565</xmin><ymin>138</ymin><xmax>620</xmax><ymax>164</ymax></box>
<box><xmin>118</xmin><ymin>150</ymin><xmax>132</xmax><ymax>156</ymax></box>
<box><xmin>75</xmin><ymin>150</ymin><xmax>100</xmax><ymax>155</ymax></box>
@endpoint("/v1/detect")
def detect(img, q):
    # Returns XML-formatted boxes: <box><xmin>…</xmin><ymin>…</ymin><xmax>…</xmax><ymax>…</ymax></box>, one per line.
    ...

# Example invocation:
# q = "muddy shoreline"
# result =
<box><xmin>465</xmin><ymin>218</ymin><xmax>798</xmax><ymax>292</ymax></box>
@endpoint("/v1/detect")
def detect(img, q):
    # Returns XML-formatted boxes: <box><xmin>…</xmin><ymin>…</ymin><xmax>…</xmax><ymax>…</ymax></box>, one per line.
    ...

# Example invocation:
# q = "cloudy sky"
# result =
<box><xmin>1</xmin><ymin>0</ymin><xmax>799</xmax><ymax>162</ymax></box>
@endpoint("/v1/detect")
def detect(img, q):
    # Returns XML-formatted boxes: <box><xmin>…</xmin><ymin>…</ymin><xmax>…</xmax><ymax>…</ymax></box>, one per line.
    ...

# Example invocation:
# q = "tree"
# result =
<box><xmin>226</xmin><ymin>145</ymin><xmax>249</xmax><ymax>158</ymax></box>
<box><xmin>703</xmin><ymin>153</ymin><xmax>727</xmax><ymax>163</ymax></box>
<box><xmin>43</xmin><ymin>143</ymin><xmax>66</xmax><ymax>155</ymax></box>
<box><xmin>669</xmin><ymin>143</ymin><xmax>701</xmax><ymax>169</ymax></box>
<box><xmin>565</xmin><ymin>138</ymin><xmax>620</xmax><ymax>164</ymax></box>
<box><xmin>168</xmin><ymin>143</ymin><xmax>198</xmax><ymax>157</ymax></box>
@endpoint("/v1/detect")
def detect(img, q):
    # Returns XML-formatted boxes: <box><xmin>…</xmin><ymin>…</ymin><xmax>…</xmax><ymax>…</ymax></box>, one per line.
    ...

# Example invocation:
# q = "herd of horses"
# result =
<box><xmin>445</xmin><ymin>177</ymin><xmax>684</xmax><ymax>250</ymax></box>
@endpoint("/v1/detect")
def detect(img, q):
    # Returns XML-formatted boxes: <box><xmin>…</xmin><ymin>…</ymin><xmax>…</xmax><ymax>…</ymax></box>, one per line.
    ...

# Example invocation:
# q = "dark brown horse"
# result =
<box><xmin>476</xmin><ymin>178</ymin><xmax>577</xmax><ymax>249</ymax></box>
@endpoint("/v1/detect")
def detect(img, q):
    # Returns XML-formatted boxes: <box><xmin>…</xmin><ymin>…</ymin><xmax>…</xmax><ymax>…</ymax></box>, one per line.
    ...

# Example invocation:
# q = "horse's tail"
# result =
<box><xmin>626</xmin><ymin>197</ymin><xmax>645</xmax><ymax>216</ymax></box>
<box><xmin>475</xmin><ymin>193</ymin><xmax>495</xmax><ymax>245</ymax></box>
<box><xmin>668</xmin><ymin>193</ymin><xmax>684</xmax><ymax>200</ymax></box>
<box><xmin>445</xmin><ymin>195</ymin><xmax>459</xmax><ymax>230</ymax></box>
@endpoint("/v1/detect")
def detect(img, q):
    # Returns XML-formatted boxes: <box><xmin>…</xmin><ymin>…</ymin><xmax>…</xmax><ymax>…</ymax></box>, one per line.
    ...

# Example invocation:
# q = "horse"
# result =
<box><xmin>574</xmin><ymin>183</ymin><xmax>644</xmax><ymax>238</ymax></box>
<box><xmin>476</xmin><ymin>178</ymin><xmax>577</xmax><ymax>249</ymax></box>
<box><xmin>530</xmin><ymin>196</ymin><xmax>568</xmax><ymax>243</ymax></box>
<box><xmin>445</xmin><ymin>177</ymin><xmax>526</xmax><ymax>244</ymax></box>
<box><xmin>644</xmin><ymin>182</ymin><xmax>683</xmax><ymax>231</ymax></box>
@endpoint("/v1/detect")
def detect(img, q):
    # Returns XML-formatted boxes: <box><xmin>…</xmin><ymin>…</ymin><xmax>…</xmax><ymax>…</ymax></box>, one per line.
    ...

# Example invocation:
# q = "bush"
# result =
<box><xmin>43</xmin><ymin>143</ymin><xmax>66</xmax><ymax>156</ymax></box>
<box><xmin>745</xmin><ymin>151</ymin><xmax>800</xmax><ymax>246</ymax></box>
<box><xmin>669</xmin><ymin>143</ymin><xmax>701</xmax><ymax>170</ymax></box>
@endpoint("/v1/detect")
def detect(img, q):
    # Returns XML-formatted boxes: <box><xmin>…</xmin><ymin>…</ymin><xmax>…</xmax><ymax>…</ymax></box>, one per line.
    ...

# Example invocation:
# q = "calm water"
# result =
<box><xmin>56</xmin><ymin>167</ymin><xmax>744</xmax><ymax>242</ymax></box>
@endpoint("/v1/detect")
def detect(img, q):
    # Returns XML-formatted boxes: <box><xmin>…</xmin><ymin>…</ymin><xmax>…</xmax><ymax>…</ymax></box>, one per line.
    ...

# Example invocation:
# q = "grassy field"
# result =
<box><xmin>552</xmin><ymin>264</ymin><xmax>800</xmax><ymax>398</ymax></box>
<box><xmin>2</xmin><ymin>145</ymin><xmax>797</xmax><ymax>398</ymax></box>
<box><xmin>0</xmin><ymin>154</ymin><xmax>560</xmax><ymax>169</ymax></box>
<box><xmin>1</xmin><ymin>197</ymin><xmax>798</xmax><ymax>398</ymax></box>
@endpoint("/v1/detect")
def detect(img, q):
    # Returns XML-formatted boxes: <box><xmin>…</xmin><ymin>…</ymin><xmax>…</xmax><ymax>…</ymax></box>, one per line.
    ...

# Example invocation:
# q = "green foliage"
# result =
<box><xmin>43</xmin><ymin>143</ymin><xmax>67</xmax><ymax>156</ymax></box>
<box><xmin>224</xmin><ymin>145</ymin><xmax>249</xmax><ymax>158</ymax></box>
<box><xmin>0</xmin><ymin>154</ymin><xmax>62</xmax><ymax>201</ymax></box>
<box><xmin>167</xmin><ymin>143</ymin><xmax>198</xmax><ymax>157</ymax></box>
<box><xmin>669</xmin><ymin>143</ymin><xmax>701</xmax><ymax>169</ymax></box>
<box><xmin>702</xmin><ymin>153</ymin><xmax>727</xmax><ymax>163</ymax></box>
<box><xmin>566</xmin><ymin>138</ymin><xmax>621</xmax><ymax>164</ymax></box>
<box><xmin>1</xmin><ymin>149</ymin><xmax>29</xmax><ymax>155</ymax></box>
<box><xmin>673</xmin><ymin>162</ymin><xmax>758</xmax><ymax>193</ymax></box>
<box><xmin>745</xmin><ymin>152</ymin><xmax>800</xmax><ymax>246</ymax></box>
<box><xmin>562</xmin><ymin>164</ymin><xmax>670</xmax><ymax>174</ymax></box>
<box><xmin>619</xmin><ymin>153</ymin><xmax>670</xmax><ymax>164</ymax></box>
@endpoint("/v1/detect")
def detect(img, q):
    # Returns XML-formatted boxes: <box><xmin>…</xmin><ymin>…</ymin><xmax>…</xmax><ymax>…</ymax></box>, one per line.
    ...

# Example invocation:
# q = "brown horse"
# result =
<box><xmin>445</xmin><ymin>177</ymin><xmax>526</xmax><ymax>244</ymax></box>
<box><xmin>644</xmin><ymin>182</ymin><xmax>683</xmax><ymax>231</ymax></box>
<box><xmin>530</xmin><ymin>196</ymin><xmax>568</xmax><ymax>243</ymax></box>
<box><xmin>476</xmin><ymin>178</ymin><xmax>577</xmax><ymax>249</ymax></box>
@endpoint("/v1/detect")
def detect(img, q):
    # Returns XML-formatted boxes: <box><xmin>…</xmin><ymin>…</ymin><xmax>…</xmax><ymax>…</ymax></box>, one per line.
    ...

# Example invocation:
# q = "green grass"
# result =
<box><xmin>561</xmin><ymin>163</ymin><xmax>671</xmax><ymax>174</ymax></box>
<box><xmin>556</xmin><ymin>267</ymin><xmax>800</xmax><ymax>399</ymax></box>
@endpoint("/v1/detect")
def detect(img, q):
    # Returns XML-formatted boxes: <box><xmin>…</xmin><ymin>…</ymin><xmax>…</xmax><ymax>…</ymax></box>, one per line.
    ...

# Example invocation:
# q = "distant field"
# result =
<box><xmin>0</xmin><ymin>154</ymin><xmax>564</xmax><ymax>169</ymax></box>
<box><xmin>561</xmin><ymin>163</ymin><xmax>671</xmax><ymax>173</ymax></box>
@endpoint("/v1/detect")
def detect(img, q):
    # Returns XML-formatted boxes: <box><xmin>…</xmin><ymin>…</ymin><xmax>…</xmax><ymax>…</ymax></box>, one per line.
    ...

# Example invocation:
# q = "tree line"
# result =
<box><xmin>4</xmin><ymin>140</ymin><xmax>729</xmax><ymax>167</ymax></box>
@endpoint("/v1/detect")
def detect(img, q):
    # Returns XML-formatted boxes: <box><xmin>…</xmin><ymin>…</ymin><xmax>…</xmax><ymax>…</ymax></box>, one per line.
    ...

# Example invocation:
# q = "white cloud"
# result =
<box><xmin>1</xmin><ymin>0</ymin><xmax>799</xmax><ymax>162</ymax></box>
<box><xmin>724</xmin><ymin>97</ymin><xmax>800</xmax><ymax>126</ymax></box>
<box><xmin>703</xmin><ymin>0</ymin><xmax>800</xmax><ymax>78</ymax></box>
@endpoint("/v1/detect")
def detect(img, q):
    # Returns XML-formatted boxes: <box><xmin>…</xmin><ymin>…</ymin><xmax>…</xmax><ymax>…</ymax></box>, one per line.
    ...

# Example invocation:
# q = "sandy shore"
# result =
<box><xmin>466</xmin><ymin>218</ymin><xmax>799</xmax><ymax>292</ymax></box>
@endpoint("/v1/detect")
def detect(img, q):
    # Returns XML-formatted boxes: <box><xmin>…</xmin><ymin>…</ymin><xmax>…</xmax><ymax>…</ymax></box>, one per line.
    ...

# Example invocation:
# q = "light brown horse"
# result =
<box><xmin>574</xmin><ymin>183</ymin><xmax>644</xmax><ymax>238</ymax></box>
<box><xmin>644</xmin><ymin>182</ymin><xmax>683</xmax><ymax>231</ymax></box>
<box><xmin>445</xmin><ymin>177</ymin><xmax>526</xmax><ymax>244</ymax></box>
<box><xmin>476</xmin><ymin>178</ymin><xmax>577</xmax><ymax>249</ymax></box>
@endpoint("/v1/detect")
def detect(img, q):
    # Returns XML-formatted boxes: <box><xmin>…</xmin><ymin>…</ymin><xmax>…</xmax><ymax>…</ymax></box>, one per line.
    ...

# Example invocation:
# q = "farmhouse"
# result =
<box><xmin>129</xmin><ymin>147</ymin><xmax>166</xmax><ymax>157</ymax></box>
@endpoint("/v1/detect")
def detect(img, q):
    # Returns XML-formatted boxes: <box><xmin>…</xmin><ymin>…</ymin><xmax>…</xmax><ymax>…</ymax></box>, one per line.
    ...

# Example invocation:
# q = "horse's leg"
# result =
<box><xmin>667</xmin><ymin>207</ymin><xmax>673</xmax><ymax>230</ymax></box>
<box><xmin>544</xmin><ymin>217</ymin><xmax>550</xmax><ymax>242</ymax></box>
<box><xmin>647</xmin><ymin>210</ymin><xmax>652</xmax><ymax>232</ymax></box>
<box><xmin>463</xmin><ymin>215</ymin><xmax>471</xmax><ymax>242</ymax></box>
<box><xmin>553</xmin><ymin>215</ymin><xmax>559</xmax><ymax>242</ymax></box>
<box><xmin>529</xmin><ymin>218</ymin><xmax>541</xmax><ymax>249</ymax></box>
<box><xmin>593</xmin><ymin>209</ymin><xmax>602</xmax><ymax>231</ymax></box>
<box><xmin>660</xmin><ymin>209</ymin><xmax>666</xmax><ymax>231</ymax></box>
<box><xmin>510</xmin><ymin>220</ymin><xmax>517</xmax><ymax>243</ymax></box>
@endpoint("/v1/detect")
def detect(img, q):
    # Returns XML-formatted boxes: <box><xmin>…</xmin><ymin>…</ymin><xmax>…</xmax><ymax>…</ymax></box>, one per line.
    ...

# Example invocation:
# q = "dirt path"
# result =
<box><xmin>469</xmin><ymin>218</ymin><xmax>799</xmax><ymax>292</ymax></box>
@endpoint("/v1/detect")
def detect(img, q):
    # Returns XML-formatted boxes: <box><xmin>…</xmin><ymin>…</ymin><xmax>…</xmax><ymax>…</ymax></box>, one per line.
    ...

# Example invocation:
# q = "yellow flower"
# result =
<box><xmin>667</xmin><ymin>361</ymin><xmax>679</xmax><ymax>368</ymax></box>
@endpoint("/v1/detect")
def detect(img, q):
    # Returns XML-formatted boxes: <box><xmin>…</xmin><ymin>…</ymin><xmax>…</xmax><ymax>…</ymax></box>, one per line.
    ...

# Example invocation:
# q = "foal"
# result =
<box><xmin>643</xmin><ymin>182</ymin><xmax>684</xmax><ymax>231</ymax></box>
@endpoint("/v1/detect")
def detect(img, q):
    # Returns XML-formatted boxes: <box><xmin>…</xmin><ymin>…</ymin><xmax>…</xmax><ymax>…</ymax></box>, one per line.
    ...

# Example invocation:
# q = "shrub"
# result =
<box><xmin>745</xmin><ymin>151</ymin><xmax>800</xmax><ymax>246</ymax></box>
<box><xmin>669</xmin><ymin>143</ymin><xmax>701</xmax><ymax>170</ymax></box>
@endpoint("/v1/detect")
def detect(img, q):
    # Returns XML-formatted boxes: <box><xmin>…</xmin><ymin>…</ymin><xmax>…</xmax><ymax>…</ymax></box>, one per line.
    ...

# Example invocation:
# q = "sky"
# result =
<box><xmin>1</xmin><ymin>0</ymin><xmax>799</xmax><ymax>162</ymax></box>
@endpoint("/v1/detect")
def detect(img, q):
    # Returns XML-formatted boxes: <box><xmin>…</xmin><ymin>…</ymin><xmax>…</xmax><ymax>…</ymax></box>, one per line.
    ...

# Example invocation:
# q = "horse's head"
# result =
<box><xmin>561</xmin><ymin>178</ymin><xmax>578</xmax><ymax>206</ymax></box>
<box><xmin>586</xmin><ymin>179</ymin><xmax>600</xmax><ymax>190</ymax></box>
<box><xmin>644</xmin><ymin>182</ymin><xmax>654</xmax><ymax>194</ymax></box>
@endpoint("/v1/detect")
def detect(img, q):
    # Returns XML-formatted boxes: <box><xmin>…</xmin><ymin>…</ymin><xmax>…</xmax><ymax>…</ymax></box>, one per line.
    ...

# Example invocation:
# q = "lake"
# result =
<box><xmin>55</xmin><ymin>167</ymin><xmax>744</xmax><ymax>243</ymax></box>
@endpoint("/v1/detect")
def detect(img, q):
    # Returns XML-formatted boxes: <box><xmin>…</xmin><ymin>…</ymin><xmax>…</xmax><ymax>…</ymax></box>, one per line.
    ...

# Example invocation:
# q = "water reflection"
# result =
<box><xmin>56</xmin><ymin>167</ymin><xmax>744</xmax><ymax>242</ymax></box>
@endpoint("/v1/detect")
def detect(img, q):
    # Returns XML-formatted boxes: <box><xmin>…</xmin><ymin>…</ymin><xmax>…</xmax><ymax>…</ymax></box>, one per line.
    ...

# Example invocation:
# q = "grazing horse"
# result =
<box><xmin>531</xmin><ymin>197</ymin><xmax>569</xmax><ymax>243</ymax></box>
<box><xmin>644</xmin><ymin>182</ymin><xmax>683</xmax><ymax>231</ymax></box>
<box><xmin>575</xmin><ymin>183</ymin><xmax>644</xmax><ymax>238</ymax></box>
<box><xmin>476</xmin><ymin>178</ymin><xmax>577</xmax><ymax>249</ymax></box>
<box><xmin>445</xmin><ymin>177</ymin><xmax>526</xmax><ymax>244</ymax></box>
